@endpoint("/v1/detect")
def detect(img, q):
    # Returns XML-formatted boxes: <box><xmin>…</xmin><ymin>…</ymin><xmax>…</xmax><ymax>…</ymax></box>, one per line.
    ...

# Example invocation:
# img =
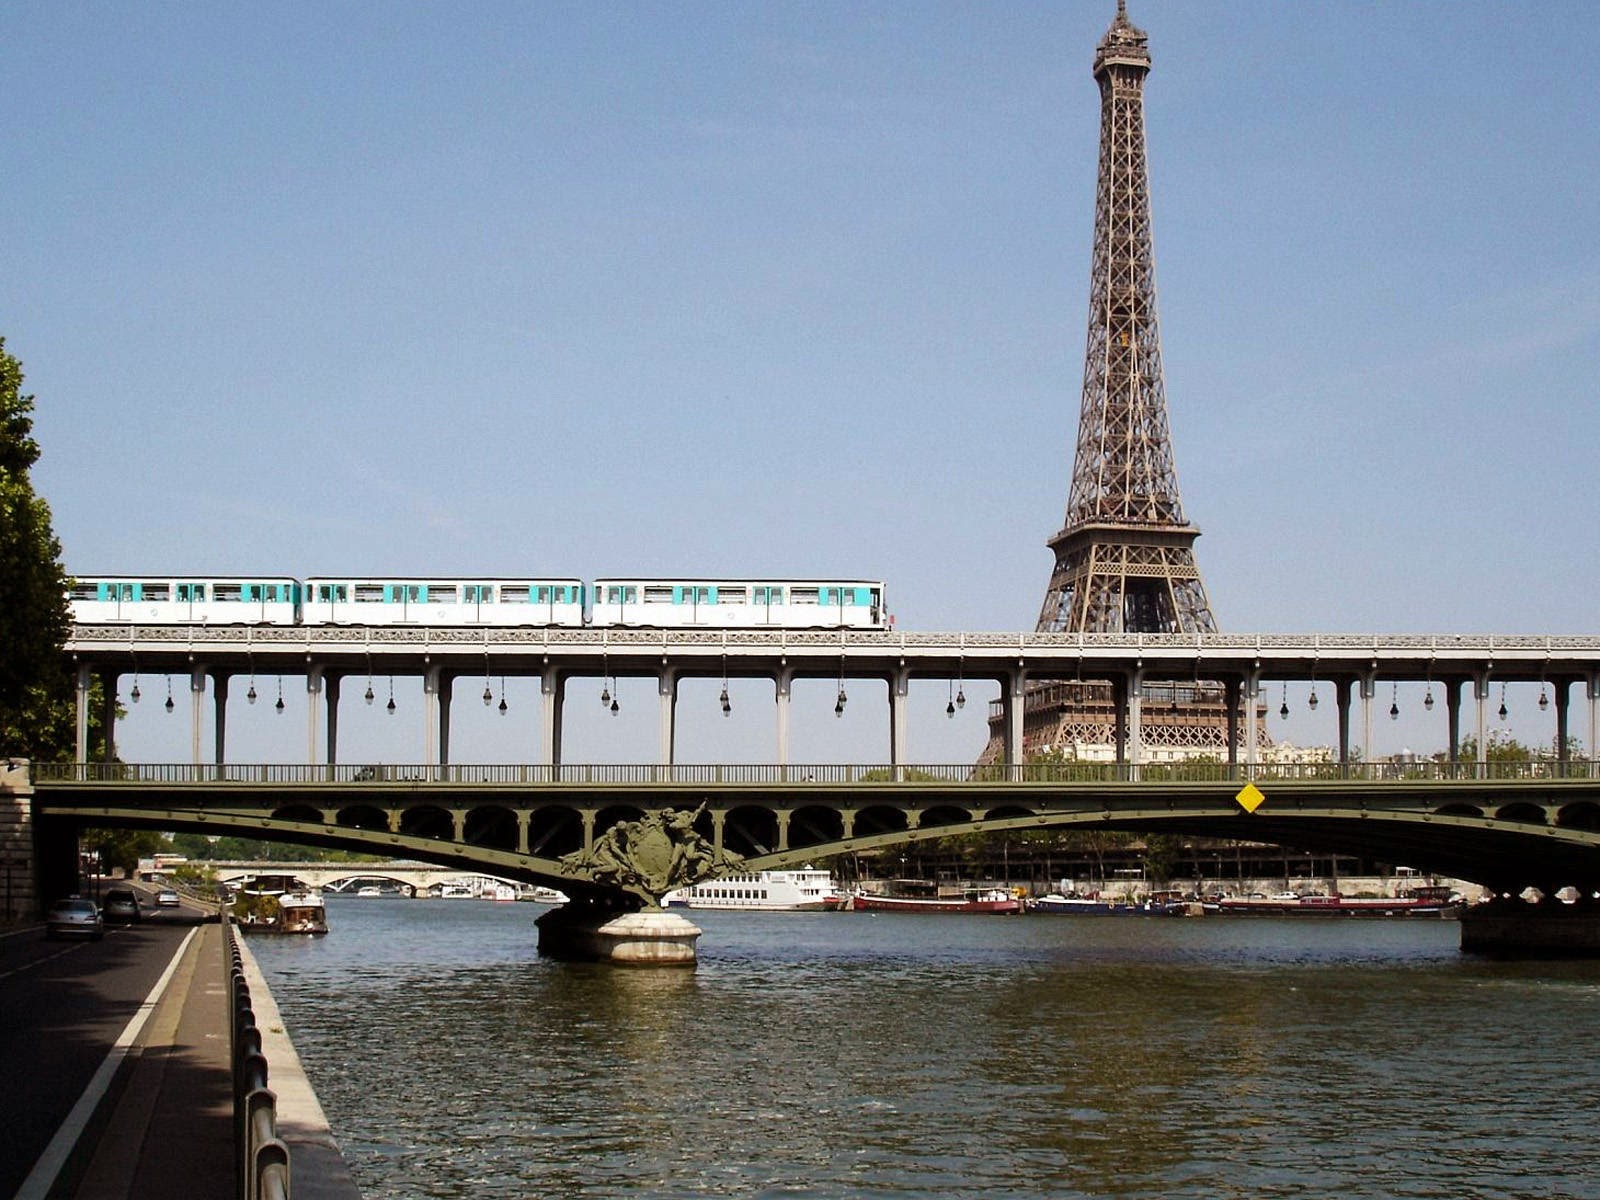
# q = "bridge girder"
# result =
<box><xmin>34</xmin><ymin>777</ymin><xmax>1600</xmax><ymax>899</ymax></box>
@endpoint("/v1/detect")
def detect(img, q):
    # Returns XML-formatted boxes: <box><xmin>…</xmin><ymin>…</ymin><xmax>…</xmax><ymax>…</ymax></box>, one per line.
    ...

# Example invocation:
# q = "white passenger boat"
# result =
<box><xmin>663</xmin><ymin>868</ymin><xmax>845</xmax><ymax>911</ymax></box>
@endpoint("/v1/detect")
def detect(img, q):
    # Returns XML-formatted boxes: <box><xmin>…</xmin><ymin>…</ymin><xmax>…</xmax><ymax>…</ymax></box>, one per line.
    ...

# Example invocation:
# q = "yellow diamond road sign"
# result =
<box><xmin>1235</xmin><ymin>783</ymin><xmax>1265</xmax><ymax>813</ymax></box>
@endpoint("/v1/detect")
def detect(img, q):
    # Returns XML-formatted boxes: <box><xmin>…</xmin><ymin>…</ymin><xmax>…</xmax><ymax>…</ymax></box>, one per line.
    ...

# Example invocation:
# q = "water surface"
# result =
<box><xmin>250</xmin><ymin>902</ymin><xmax>1600</xmax><ymax>1198</ymax></box>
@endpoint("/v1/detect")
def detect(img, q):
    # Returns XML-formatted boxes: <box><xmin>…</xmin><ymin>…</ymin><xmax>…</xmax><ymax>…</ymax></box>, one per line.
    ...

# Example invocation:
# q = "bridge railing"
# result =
<box><xmin>32</xmin><ymin>759</ymin><xmax>1600</xmax><ymax>786</ymax></box>
<box><xmin>225</xmin><ymin>918</ymin><xmax>291</xmax><ymax>1200</ymax></box>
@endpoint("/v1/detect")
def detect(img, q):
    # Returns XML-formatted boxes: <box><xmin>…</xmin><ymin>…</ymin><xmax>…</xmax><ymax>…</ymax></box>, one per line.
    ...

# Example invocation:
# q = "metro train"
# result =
<box><xmin>68</xmin><ymin>576</ymin><xmax>890</xmax><ymax>630</ymax></box>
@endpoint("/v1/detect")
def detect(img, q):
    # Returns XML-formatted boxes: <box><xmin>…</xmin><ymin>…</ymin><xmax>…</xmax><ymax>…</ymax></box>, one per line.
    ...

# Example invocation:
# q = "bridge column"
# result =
<box><xmin>1335</xmin><ymin>679</ymin><xmax>1352</xmax><ymax>770</ymax></box>
<box><xmin>775</xmin><ymin>809</ymin><xmax>791</xmax><ymax>853</ymax></box>
<box><xmin>324</xmin><ymin>674</ymin><xmax>341</xmax><ymax>766</ymax></box>
<box><xmin>1473</xmin><ymin>673</ymin><xmax>1490</xmax><ymax>778</ymax></box>
<box><xmin>1004</xmin><ymin>669</ymin><xmax>1027</xmax><ymax>781</ymax></box>
<box><xmin>889</xmin><ymin>667</ymin><xmax>911</xmax><ymax>780</ymax></box>
<box><xmin>516</xmin><ymin>810</ymin><xmax>531</xmax><ymax>855</ymax></box>
<box><xmin>658</xmin><ymin>669</ymin><xmax>678</xmax><ymax>768</ymax></box>
<box><xmin>100</xmin><ymin>670</ymin><xmax>117</xmax><ymax>764</ymax></box>
<box><xmin>540</xmin><ymin>668</ymin><xmax>564</xmax><ymax>771</ymax></box>
<box><xmin>1359</xmin><ymin>672</ymin><xmax>1377</xmax><ymax>776</ymax></box>
<box><xmin>451</xmin><ymin>809</ymin><xmax>466</xmax><ymax>842</ymax></box>
<box><xmin>212</xmin><ymin>673</ymin><xmax>229</xmax><ymax>765</ymax></box>
<box><xmin>305</xmin><ymin>665</ymin><xmax>324</xmax><ymax>769</ymax></box>
<box><xmin>74</xmin><ymin>663</ymin><xmax>91</xmax><ymax>768</ymax></box>
<box><xmin>1243</xmin><ymin>670</ymin><xmax>1261</xmax><ymax>775</ymax></box>
<box><xmin>1588</xmin><ymin>673</ymin><xmax>1599</xmax><ymax>771</ymax></box>
<box><xmin>711</xmin><ymin>809</ymin><xmax>725</xmax><ymax>857</ymax></box>
<box><xmin>1555</xmin><ymin>680</ymin><xmax>1571</xmax><ymax>776</ymax></box>
<box><xmin>189</xmin><ymin>666</ymin><xmax>207</xmax><ymax>769</ymax></box>
<box><xmin>423</xmin><ymin>666</ymin><xmax>450</xmax><ymax>776</ymax></box>
<box><xmin>1127</xmin><ymin>669</ymin><xmax>1144</xmax><ymax>781</ymax></box>
<box><xmin>1446</xmin><ymin>678</ymin><xmax>1463</xmax><ymax>763</ymax></box>
<box><xmin>1223</xmin><ymin>678</ymin><xmax>1240</xmax><ymax>774</ymax></box>
<box><xmin>774</xmin><ymin>668</ymin><xmax>794</xmax><ymax>769</ymax></box>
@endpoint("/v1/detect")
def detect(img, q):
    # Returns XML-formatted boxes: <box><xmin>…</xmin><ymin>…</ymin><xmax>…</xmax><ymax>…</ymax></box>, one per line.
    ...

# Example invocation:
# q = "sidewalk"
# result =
<box><xmin>68</xmin><ymin>922</ymin><xmax>363</xmax><ymax>1200</ymax></box>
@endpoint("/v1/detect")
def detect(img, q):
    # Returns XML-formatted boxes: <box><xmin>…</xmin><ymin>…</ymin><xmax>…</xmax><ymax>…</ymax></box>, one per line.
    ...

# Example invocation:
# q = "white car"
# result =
<box><xmin>155</xmin><ymin>889</ymin><xmax>180</xmax><ymax>907</ymax></box>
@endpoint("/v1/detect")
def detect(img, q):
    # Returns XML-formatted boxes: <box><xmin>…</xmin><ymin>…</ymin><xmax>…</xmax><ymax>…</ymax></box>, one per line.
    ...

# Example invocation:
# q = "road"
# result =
<box><xmin>0</xmin><ymin>885</ymin><xmax>209</xmax><ymax>1199</ymax></box>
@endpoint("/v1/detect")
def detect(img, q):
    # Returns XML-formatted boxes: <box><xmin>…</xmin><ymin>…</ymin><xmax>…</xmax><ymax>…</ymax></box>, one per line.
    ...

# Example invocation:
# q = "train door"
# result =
<box><xmin>389</xmin><ymin>583</ymin><xmax>424</xmax><ymax>621</ymax></box>
<box><xmin>176</xmin><ymin>581</ymin><xmax>205</xmax><ymax>622</ymax></box>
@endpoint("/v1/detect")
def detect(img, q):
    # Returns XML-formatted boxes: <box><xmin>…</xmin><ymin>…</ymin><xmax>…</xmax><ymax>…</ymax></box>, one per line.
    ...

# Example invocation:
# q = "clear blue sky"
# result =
<box><xmin>5</xmin><ymin>2</ymin><xmax>1597</xmax><ymax>764</ymax></box>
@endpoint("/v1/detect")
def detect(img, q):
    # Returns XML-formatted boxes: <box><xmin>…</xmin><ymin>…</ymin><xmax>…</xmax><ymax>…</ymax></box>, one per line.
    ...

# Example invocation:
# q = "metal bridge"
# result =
<box><xmin>28</xmin><ymin>758</ymin><xmax>1600</xmax><ymax>902</ymax></box>
<box><xmin>62</xmin><ymin>625</ymin><xmax>1600</xmax><ymax>774</ymax></box>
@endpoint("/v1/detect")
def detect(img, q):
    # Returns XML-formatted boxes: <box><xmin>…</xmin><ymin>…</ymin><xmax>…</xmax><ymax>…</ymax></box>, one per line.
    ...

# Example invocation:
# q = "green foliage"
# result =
<box><xmin>0</xmin><ymin>338</ymin><xmax>75</xmax><ymax>760</ymax></box>
<box><xmin>82</xmin><ymin>828</ymin><xmax>170</xmax><ymax>876</ymax></box>
<box><xmin>171</xmin><ymin>861</ymin><xmax>216</xmax><ymax>886</ymax></box>
<box><xmin>232</xmin><ymin>893</ymin><xmax>280</xmax><ymax>923</ymax></box>
<box><xmin>1142</xmin><ymin>834</ymin><xmax>1183</xmax><ymax>884</ymax></box>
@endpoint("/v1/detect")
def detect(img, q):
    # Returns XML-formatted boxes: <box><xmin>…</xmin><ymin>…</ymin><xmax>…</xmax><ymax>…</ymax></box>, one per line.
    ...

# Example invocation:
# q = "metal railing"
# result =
<box><xmin>227</xmin><ymin>920</ymin><xmax>290</xmax><ymax>1200</ymax></box>
<box><xmin>34</xmin><ymin>758</ymin><xmax>1600</xmax><ymax>787</ymax></box>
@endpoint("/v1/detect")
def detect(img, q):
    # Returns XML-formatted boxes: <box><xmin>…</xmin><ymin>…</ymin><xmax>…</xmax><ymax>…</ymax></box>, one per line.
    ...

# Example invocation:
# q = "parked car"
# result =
<box><xmin>155</xmin><ymin>889</ymin><xmax>180</xmax><ymax>907</ymax></box>
<box><xmin>102</xmin><ymin>888</ymin><xmax>141</xmax><ymax>924</ymax></box>
<box><xmin>46</xmin><ymin>897</ymin><xmax>105</xmax><ymax>940</ymax></box>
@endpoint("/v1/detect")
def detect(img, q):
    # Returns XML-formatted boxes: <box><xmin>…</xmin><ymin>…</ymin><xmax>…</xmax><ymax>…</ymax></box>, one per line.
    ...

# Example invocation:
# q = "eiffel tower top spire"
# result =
<box><xmin>1036</xmin><ymin>3</ymin><xmax>1217</xmax><ymax>635</ymax></box>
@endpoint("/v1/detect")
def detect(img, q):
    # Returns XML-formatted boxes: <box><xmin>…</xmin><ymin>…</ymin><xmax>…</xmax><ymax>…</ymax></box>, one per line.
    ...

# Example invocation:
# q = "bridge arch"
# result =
<box><xmin>1495</xmin><ymin>802</ymin><xmax>1547</xmax><ymax>826</ymax></box>
<box><xmin>785</xmin><ymin>805</ymin><xmax>844</xmax><ymax>851</ymax></box>
<box><xmin>1556</xmin><ymin>802</ymin><xmax>1600</xmax><ymax>832</ymax></box>
<box><xmin>272</xmin><ymin>803</ymin><xmax>325</xmax><ymax>825</ymax></box>
<box><xmin>853</xmin><ymin>805</ymin><xmax>908</xmax><ymax>839</ymax></box>
<box><xmin>336</xmin><ymin>804</ymin><xmax>388</xmax><ymax>832</ymax></box>
<box><xmin>400</xmin><ymin>805</ymin><xmax>455</xmax><ymax>840</ymax></box>
<box><xmin>1435</xmin><ymin>802</ymin><xmax>1484</xmax><ymax>820</ymax></box>
<box><xmin>916</xmin><ymin>804</ymin><xmax>974</xmax><ymax>830</ymax></box>
<box><xmin>527</xmin><ymin>806</ymin><xmax>584</xmax><ymax>858</ymax></box>
<box><xmin>722</xmin><ymin>804</ymin><xmax>778</xmax><ymax>856</ymax></box>
<box><xmin>464</xmin><ymin>805</ymin><xmax>518</xmax><ymax>852</ymax></box>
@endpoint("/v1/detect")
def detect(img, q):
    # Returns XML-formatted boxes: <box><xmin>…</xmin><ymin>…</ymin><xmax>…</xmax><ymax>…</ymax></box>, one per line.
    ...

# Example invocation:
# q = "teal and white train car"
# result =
<box><xmin>590</xmin><ymin>579</ymin><xmax>888</xmax><ymax>629</ymax></box>
<box><xmin>300</xmin><ymin>578</ymin><xmax>585</xmax><ymax>626</ymax></box>
<box><xmin>68</xmin><ymin>577</ymin><xmax>303</xmax><ymax>624</ymax></box>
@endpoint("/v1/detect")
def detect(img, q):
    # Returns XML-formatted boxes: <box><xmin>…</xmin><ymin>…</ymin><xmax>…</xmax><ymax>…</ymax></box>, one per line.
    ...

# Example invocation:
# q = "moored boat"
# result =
<box><xmin>231</xmin><ymin>875</ymin><xmax>329</xmax><ymax>935</ymax></box>
<box><xmin>1215</xmin><ymin>889</ymin><xmax>1459</xmax><ymax>918</ymax></box>
<box><xmin>852</xmin><ymin>881</ymin><xmax>1024</xmax><ymax>915</ymax></box>
<box><xmin>663</xmin><ymin>868</ymin><xmax>845</xmax><ymax>911</ymax></box>
<box><xmin>1028</xmin><ymin>893</ymin><xmax>1145</xmax><ymax>915</ymax></box>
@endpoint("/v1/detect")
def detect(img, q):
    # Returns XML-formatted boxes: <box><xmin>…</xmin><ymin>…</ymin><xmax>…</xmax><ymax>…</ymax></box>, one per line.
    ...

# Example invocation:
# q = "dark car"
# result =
<box><xmin>102</xmin><ymin>887</ymin><xmax>141</xmax><ymax>924</ymax></box>
<box><xmin>46</xmin><ymin>897</ymin><xmax>104</xmax><ymax>940</ymax></box>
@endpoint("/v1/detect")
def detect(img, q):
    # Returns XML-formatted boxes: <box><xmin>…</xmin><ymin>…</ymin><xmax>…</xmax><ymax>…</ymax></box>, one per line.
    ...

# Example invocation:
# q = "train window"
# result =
<box><xmin>316</xmin><ymin>584</ymin><xmax>348</xmax><ymax>602</ymax></box>
<box><xmin>792</xmin><ymin>587</ymin><xmax>818</xmax><ymax>604</ymax></box>
<box><xmin>644</xmin><ymin>586</ymin><xmax>673</xmax><ymax>604</ymax></box>
<box><xmin>176</xmin><ymin>583</ymin><xmax>206</xmax><ymax>602</ymax></box>
<box><xmin>501</xmin><ymin>585</ymin><xmax>530</xmax><ymax>602</ymax></box>
<box><xmin>423</xmin><ymin>584</ymin><xmax>455</xmax><ymax>603</ymax></box>
<box><xmin>144</xmin><ymin>583</ymin><xmax>171</xmax><ymax>601</ymax></box>
<box><xmin>355</xmin><ymin>585</ymin><xmax>384</xmax><ymax>603</ymax></box>
<box><xmin>463</xmin><ymin>584</ymin><xmax>492</xmax><ymax>603</ymax></box>
<box><xmin>70</xmin><ymin>582</ymin><xmax>99</xmax><ymax>600</ymax></box>
<box><xmin>718</xmin><ymin>587</ymin><xmax>746</xmax><ymax>604</ymax></box>
<box><xmin>685</xmin><ymin>587</ymin><xmax>711</xmax><ymax>605</ymax></box>
<box><xmin>214</xmin><ymin>583</ymin><xmax>242</xmax><ymax>602</ymax></box>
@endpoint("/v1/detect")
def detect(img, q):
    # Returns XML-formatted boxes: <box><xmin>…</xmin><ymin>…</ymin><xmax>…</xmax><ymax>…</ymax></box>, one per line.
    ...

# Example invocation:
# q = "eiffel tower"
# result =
<box><xmin>986</xmin><ymin>2</ymin><xmax>1256</xmax><ymax>763</ymax></box>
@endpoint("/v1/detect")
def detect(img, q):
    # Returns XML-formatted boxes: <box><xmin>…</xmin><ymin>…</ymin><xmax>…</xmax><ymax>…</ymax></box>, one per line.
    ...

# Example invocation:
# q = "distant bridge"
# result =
<box><xmin>30</xmin><ymin>759</ymin><xmax>1600</xmax><ymax>901</ymax></box>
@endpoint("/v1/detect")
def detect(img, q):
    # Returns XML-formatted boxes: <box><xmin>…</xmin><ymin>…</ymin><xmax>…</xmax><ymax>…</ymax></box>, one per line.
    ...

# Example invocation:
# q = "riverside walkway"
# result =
<box><xmin>1</xmin><ymin>889</ymin><xmax>360</xmax><ymax>1199</ymax></box>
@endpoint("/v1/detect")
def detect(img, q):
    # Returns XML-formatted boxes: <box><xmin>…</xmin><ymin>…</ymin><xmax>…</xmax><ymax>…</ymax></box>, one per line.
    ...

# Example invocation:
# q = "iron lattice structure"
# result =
<box><xmin>1037</xmin><ymin>1</ymin><xmax>1216</xmax><ymax>638</ymax></box>
<box><xmin>989</xmin><ymin>4</ymin><xmax>1251</xmax><ymax>761</ymax></box>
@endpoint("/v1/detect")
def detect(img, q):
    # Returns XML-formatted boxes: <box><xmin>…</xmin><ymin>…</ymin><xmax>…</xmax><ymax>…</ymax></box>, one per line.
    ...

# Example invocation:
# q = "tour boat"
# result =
<box><xmin>662</xmin><ymin>868</ymin><xmax>846</xmax><ymax>911</ymax></box>
<box><xmin>529</xmin><ymin>886</ymin><xmax>570</xmax><ymax>905</ymax></box>
<box><xmin>851</xmin><ymin>881</ymin><xmax>1024</xmax><ymax>915</ymax></box>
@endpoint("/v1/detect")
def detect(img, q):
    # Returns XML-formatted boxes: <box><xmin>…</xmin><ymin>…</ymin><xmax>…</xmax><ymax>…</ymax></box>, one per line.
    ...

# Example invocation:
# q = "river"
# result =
<box><xmin>248</xmin><ymin>900</ymin><xmax>1600</xmax><ymax>1199</ymax></box>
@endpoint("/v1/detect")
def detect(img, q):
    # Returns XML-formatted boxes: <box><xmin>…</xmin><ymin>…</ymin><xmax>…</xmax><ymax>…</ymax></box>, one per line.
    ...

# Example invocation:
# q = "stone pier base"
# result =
<box><xmin>1461</xmin><ymin>901</ymin><xmax>1600</xmax><ymax>957</ymax></box>
<box><xmin>536</xmin><ymin>902</ymin><xmax>701</xmax><ymax>967</ymax></box>
<box><xmin>1</xmin><ymin>760</ymin><xmax>36</xmax><ymax>924</ymax></box>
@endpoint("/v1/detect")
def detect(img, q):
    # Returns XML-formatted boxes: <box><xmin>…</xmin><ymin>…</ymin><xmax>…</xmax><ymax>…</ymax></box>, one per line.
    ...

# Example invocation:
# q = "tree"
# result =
<box><xmin>82</xmin><ymin>828</ymin><xmax>170</xmax><ymax>877</ymax></box>
<box><xmin>0</xmin><ymin>338</ymin><xmax>74</xmax><ymax>760</ymax></box>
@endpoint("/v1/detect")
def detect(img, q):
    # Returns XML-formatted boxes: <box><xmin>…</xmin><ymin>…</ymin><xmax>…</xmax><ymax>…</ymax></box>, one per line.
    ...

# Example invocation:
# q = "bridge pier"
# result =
<box><xmin>535</xmin><ymin>898</ymin><xmax>701</xmax><ymax>966</ymax></box>
<box><xmin>1</xmin><ymin>760</ymin><xmax>37</xmax><ymax>921</ymax></box>
<box><xmin>1461</xmin><ymin>897</ymin><xmax>1600</xmax><ymax>957</ymax></box>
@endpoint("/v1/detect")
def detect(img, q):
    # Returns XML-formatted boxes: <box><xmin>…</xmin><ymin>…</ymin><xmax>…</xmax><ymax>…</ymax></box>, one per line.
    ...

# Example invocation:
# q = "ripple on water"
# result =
<box><xmin>249</xmin><ymin>902</ymin><xmax>1600</xmax><ymax>1199</ymax></box>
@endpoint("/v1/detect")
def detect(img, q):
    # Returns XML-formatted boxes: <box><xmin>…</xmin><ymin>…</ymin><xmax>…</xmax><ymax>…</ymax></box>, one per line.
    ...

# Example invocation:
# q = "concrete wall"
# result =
<box><xmin>1</xmin><ymin>760</ymin><xmax>36</xmax><ymax>922</ymax></box>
